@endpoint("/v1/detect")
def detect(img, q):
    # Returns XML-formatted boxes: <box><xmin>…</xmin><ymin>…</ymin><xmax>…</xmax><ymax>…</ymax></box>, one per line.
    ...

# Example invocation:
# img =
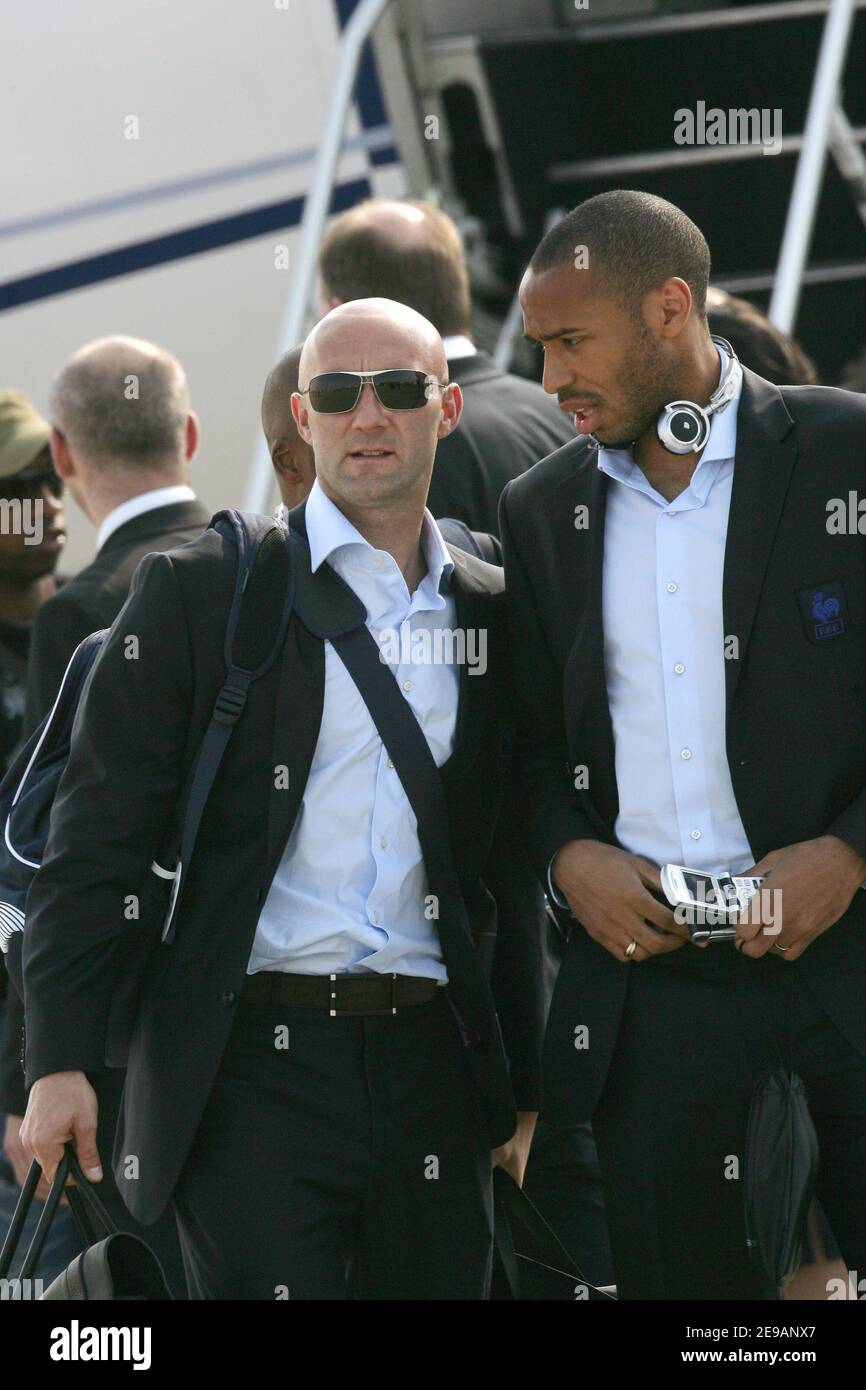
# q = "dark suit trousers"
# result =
<box><xmin>172</xmin><ymin>988</ymin><xmax>494</xmax><ymax>1299</ymax></box>
<box><xmin>591</xmin><ymin>944</ymin><xmax>866</xmax><ymax>1300</ymax></box>
<box><xmin>96</xmin><ymin>1069</ymin><xmax>188</xmax><ymax>1299</ymax></box>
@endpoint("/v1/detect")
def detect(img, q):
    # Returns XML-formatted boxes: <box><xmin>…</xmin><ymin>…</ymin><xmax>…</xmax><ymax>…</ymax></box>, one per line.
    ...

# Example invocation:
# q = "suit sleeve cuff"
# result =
<box><xmin>547</xmin><ymin>857</ymin><xmax>571</xmax><ymax>911</ymax></box>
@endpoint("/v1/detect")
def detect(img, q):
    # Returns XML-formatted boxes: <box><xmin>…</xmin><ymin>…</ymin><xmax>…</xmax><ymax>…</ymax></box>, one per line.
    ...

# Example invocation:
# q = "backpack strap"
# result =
<box><xmin>160</xmin><ymin>510</ymin><xmax>294</xmax><ymax>943</ymax></box>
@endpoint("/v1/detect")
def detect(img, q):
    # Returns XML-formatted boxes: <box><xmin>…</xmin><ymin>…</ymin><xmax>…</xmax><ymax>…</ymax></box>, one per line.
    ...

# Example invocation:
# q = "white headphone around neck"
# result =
<box><xmin>655</xmin><ymin>336</ymin><xmax>742</xmax><ymax>455</ymax></box>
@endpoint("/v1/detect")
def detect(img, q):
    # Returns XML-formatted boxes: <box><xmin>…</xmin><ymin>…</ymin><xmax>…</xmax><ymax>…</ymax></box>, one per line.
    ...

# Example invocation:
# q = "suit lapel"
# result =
<box><xmin>264</xmin><ymin>499</ymin><xmax>365</xmax><ymax>881</ymax></box>
<box><xmin>264</xmin><ymin>615</ymin><xmax>325</xmax><ymax>880</ymax></box>
<box><xmin>560</xmin><ymin>456</ymin><xmax>611</xmax><ymax>729</ymax></box>
<box><xmin>440</xmin><ymin>552</ymin><xmax>487</xmax><ymax>780</ymax></box>
<box><xmin>723</xmin><ymin>370</ymin><xmax>797</xmax><ymax>711</ymax></box>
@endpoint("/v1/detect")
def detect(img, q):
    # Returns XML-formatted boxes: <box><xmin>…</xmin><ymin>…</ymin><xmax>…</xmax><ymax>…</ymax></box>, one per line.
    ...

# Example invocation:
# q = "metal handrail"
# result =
<box><xmin>243</xmin><ymin>0</ymin><xmax>392</xmax><ymax>514</ymax></box>
<box><xmin>769</xmin><ymin>0</ymin><xmax>857</xmax><ymax>331</ymax></box>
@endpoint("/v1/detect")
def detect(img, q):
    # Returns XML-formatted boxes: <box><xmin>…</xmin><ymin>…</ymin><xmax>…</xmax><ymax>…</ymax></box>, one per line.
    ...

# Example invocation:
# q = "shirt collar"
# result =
<box><xmin>441</xmin><ymin>334</ymin><xmax>477</xmax><ymax>361</ymax></box>
<box><xmin>597</xmin><ymin>343</ymin><xmax>742</xmax><ymax>486</ymax></box>
<box><xmin>304</xmin><ymin>478</ymin><xmax>455</xmax><ymax>594</ymax></box>
<box><xmin>96</xmin><ymin>484</ymin><xmax>196</xmax><ymax>552</ymax></box>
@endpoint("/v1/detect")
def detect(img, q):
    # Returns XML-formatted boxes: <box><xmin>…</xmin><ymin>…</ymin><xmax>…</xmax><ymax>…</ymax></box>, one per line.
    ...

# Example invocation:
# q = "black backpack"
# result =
<box><xmin>0</xmin><ymin>509</ymin><xmax>295</xmax><ymax>1004</ymax></box>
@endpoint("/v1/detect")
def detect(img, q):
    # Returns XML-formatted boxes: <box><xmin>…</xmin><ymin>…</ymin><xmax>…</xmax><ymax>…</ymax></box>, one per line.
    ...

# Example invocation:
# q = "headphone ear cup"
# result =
<box><xmin>656</xmin><ymin>403</ymin><xmax>710</xmax><ymax>455</ymax></box>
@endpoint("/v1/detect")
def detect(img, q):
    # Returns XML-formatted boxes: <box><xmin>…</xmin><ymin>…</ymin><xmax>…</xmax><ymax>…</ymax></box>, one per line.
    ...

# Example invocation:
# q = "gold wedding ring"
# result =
<box><xmin>625</xmin><ymin>940</ymin><xmax>638</xmax><ymax>959</ymax></box>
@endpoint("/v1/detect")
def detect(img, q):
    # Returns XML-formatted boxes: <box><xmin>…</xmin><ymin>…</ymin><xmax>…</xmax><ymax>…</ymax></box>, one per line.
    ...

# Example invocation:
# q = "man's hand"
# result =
<box><xmin>4</xmin><ymin>1114</ymin><xmax>35</xmax><ymax>1189</ymax></box>
<box><xmin>20</xmin><ymin>1071</ymin><xmax>102</xmax><ymax>1188</ymax></box>
<box><xmin>551</xmin><ymin>840</ymin><xmax>689</xmax><ymax>962</ymax></box>
<box><xmin>735</xmin><ymin>835</ymin><xmax>866</xmax><ymax>961</ymax></box>
<box><xmin>492</xmin><ymin>1111</ymin><xmax>538</xmax><ymax>1187</ymax></box>
<box><xmin>3</xmin><ymin>1113</ymin><xmax>69</xmax><ymax>1202</ymax></box>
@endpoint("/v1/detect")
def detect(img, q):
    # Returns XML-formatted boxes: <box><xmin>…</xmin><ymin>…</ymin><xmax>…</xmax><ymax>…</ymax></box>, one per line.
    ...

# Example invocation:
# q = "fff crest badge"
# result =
<box><xmin>797</xmin><ymin>581</ymin><xmax>848</xmax><ymax>644</ymax></box>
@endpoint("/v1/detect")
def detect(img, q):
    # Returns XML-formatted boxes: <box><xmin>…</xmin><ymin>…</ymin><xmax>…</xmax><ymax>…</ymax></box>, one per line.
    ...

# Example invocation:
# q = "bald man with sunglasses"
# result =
<box><xmin>20</xmin><ymin>299</ymin><xmax>544</xmax><ymax>1300</ymax></box>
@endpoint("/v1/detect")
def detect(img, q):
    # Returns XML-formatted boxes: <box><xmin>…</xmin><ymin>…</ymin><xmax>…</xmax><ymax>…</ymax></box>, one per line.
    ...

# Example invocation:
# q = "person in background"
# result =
<box><xmin>706</xmin><ymin>287</ymin><xmax>818</xmax><ymax>387</ymax></box>
<box><xmin>0</xmin><ymin>388</ymin><xmax>78</xmax><ymax>1285</ymax></box>
<box><xmin>261</xmin><ymin>346</ymin><xmax>315</xmax><ymax>514</ymax></box>
<box><xmin>318</xmin><ymin>198</ymin><xmax>574</xmax><ymax>536</ymax></box>
<box><xmin>1</xmin><ymin>337</ymin><xmax>210</xmax><ymax>1299</ymax></box>
<box><xmin>839</xmin><ymin>344</ymin><xmax>866</xmax><ymax>394</ymax></box>
<box><xmin>0</xmin><ymin>391</ymin><xmax>67</xmax><ymax>772</ymax></box>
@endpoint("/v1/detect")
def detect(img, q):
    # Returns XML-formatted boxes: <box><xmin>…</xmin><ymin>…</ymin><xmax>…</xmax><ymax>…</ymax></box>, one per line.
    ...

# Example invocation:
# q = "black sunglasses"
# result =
<box><xmin>299</xmin><ymin>369</ymin><xmax>448</xmax><ymax>414</ymax></box>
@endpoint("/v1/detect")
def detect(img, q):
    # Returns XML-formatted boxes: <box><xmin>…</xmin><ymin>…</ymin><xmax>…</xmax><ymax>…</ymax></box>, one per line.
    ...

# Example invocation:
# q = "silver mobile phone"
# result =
<box><xmin>660</xmin><ymin>865</ymin><xmax>763</xmax><ymax>942</ymax></box>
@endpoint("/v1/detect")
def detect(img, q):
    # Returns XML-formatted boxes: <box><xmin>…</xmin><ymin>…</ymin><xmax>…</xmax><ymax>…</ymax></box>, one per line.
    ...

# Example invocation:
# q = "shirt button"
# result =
<box><xmin>373</xmin><ymin>555</ymin><xmax>383</xmax><ymax>565</ymax></box>
<box><xmin>680</xmin><ymin>748</ymin><xmax>692</xmax><ymax>760</ymax></box>
<box><xmin>674</xmin><ymin>663</ymin><xmax>685</xmax><ymax>675</ymax></box>
<box><xmin>690</xmin><ymin>828</ymin><xmax>702</xmax><ymax>841</ymax></box>
<box><xmin>387</xmin><ymin>758</ymin><xmax>394</xmax><ymax>769</ymax></box>
<box><xmin>402</xmin><ymin>680</ymin><xmax>413</xmax><ymax>692</ymax></box>
<box><xmin>222</xmin><ymin>989</ymin><xmax>237</xmax><ymax>1006</ymax></box>
<box><xmin>380</xmin><ymin>835</ymin><xmax>388</xmax><ymax>849</ymax></box>
<box><xmin>372</xmin><ymin>911</ymin><xmax>381</xmax><ymax>924</ymax></box>
<box><xmin>666</xmin><ymin>581</ymin><xmax>678</xmax><ymax>594</ymax></box>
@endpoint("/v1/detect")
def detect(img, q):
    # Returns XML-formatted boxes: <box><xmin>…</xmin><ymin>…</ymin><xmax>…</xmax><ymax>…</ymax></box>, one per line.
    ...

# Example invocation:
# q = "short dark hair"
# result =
<box><xmin>318</xmin><ymin>199</ymin><xmax>471</xmax><ymax>337</ymax></box>
<box><xmin>531</xmin><ymin>189</ymin><xmax>711</xmax><ymax>321</ymax></box>
<box><xmin>261</xmin><ymin>344</ymin><xmax>304</xmax><ymax>441</ymax></box>
<box><xmin>706</xmin><ymin>288</ymin><xmax>818</xmax><ymax>385</ymax></box>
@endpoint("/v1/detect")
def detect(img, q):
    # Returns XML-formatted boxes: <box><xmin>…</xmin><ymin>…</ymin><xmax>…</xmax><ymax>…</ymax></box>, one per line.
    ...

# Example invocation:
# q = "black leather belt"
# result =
<box><xmin>241</xmin><ymin>971</ymin><xmax>440</xmax><ymax>1016</ymax></box>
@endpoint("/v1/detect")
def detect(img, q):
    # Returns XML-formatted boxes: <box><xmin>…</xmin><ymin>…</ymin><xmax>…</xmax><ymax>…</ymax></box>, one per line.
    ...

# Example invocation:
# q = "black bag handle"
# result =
<box><xmin>495</xmin><ymin>1168</ymin><xmax>617</xmax><ymax>1299</ymax></box>
<box><xmin>0</xmin><ymin>1155</ymin><xmax>42</xmax><ymax>1280</ymax></box>
<box><xmin>0</xmin><ymin>1143</ymin><xmax>117</xmax><ymax>1282</ymax></box>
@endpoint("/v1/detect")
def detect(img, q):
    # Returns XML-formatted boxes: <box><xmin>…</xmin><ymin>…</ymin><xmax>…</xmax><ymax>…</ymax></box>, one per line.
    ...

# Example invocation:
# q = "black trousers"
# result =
<box><xmin>97</xmin><ymin>1069</ymin><xmax>188</xmax><ymax>1300</ymax></box>
<box><xmin>592</xmin><ymin>944</ymin><xmax>866</xmax><ymax>1300</ymax></box>
<box><xmin>521</xmin><ymin>1122</ymin><xmax>614</xmax><ymax>1293</ymax></box>
<box><xmin>173</xmin><ymin>988</ymin><xmax>494</xmax><ymax>1299</ymax></box>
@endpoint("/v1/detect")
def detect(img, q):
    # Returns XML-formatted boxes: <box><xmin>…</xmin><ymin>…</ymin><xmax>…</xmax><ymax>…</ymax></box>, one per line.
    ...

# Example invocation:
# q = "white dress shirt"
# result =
<box><xmin>597</xmin><ymin>346</ymin><xmax>754</xmax><ymax>875</ymax></box>
<box><xmin>248</xmin><ymin>480</ymin><xmax>459</xmax><ymax>978</ymax></box>
<box><xmin>96</xmin><ymin>484</ymin><xmax>196</xmax><ymax>552</ymax></box>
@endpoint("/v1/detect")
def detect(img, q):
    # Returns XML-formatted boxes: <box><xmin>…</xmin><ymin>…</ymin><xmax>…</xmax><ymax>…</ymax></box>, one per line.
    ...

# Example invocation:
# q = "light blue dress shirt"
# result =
<box><xmin>600</xmin><ymin>347</ymin><xmax>754</xmax><ymax>874</ymax></box>
<box><xmin>551</xmin><ymin>348</ymin><xmax>754</xmax><ymax>899</ymax></box>
<box><xmin>248</xmin><ymin>480</ymin><xmax>458</xmax><ymax>979</ymax></box>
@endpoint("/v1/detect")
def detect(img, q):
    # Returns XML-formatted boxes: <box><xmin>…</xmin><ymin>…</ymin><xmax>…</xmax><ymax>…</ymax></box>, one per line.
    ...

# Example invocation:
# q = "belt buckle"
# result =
<box><xmin>327</xmin><ymin>972</ymin><xmax>399</xmax><ymax>1017</ymax></box>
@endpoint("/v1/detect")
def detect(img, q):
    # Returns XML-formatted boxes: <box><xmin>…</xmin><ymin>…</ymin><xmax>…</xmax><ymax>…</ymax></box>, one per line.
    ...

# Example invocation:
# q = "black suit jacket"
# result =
<box><xmin>22</xmin><ymin>505</ymin><xmax>544</xmax><ymax>1224</ymax></box>
<box><xmin>0</xmin><ymin>499</ymin><xmax>210</xmax><ymax>1116</ymax></box>
<box><xmin>427</xmin><ymin>353</ymin><xmax>574</xmax><ymax>536</ymax></box>
<box><xmin>501</xmin><ymin>369</ymin><xmax>866</xmax><ymax>1125</ymax></box>
<box><xmin>22</xmin><ymin>499</ymin><xmax>212</xmax><ymax>742</ymax></box>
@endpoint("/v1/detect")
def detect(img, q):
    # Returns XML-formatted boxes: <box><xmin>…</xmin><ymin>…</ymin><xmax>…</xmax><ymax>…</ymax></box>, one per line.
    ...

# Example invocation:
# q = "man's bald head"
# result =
<box><xmin>318</xmin><ymin>199</ymin><xmax>471</xmax><ymax>337</ymax></box>
<box><xmin>300</xmin><ymin>298</ymin><xmax>448</xmax><ymax>386</ymax></box>
<box><xmin>50</xmin><ymin>335</ymin><xmax>191</xmax><ymax>474</ymax></box>
<box><xmin>291</xmin><ymin>298</ymin><xmax>460</xmax><ymax>518</ymax></box>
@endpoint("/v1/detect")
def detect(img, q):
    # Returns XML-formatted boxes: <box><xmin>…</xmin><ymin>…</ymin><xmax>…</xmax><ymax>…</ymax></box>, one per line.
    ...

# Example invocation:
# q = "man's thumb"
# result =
<box><xmin>73</xmin><ymin>1123</ymin><xmax>103</xmax><ymax>1182</ymax></box>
